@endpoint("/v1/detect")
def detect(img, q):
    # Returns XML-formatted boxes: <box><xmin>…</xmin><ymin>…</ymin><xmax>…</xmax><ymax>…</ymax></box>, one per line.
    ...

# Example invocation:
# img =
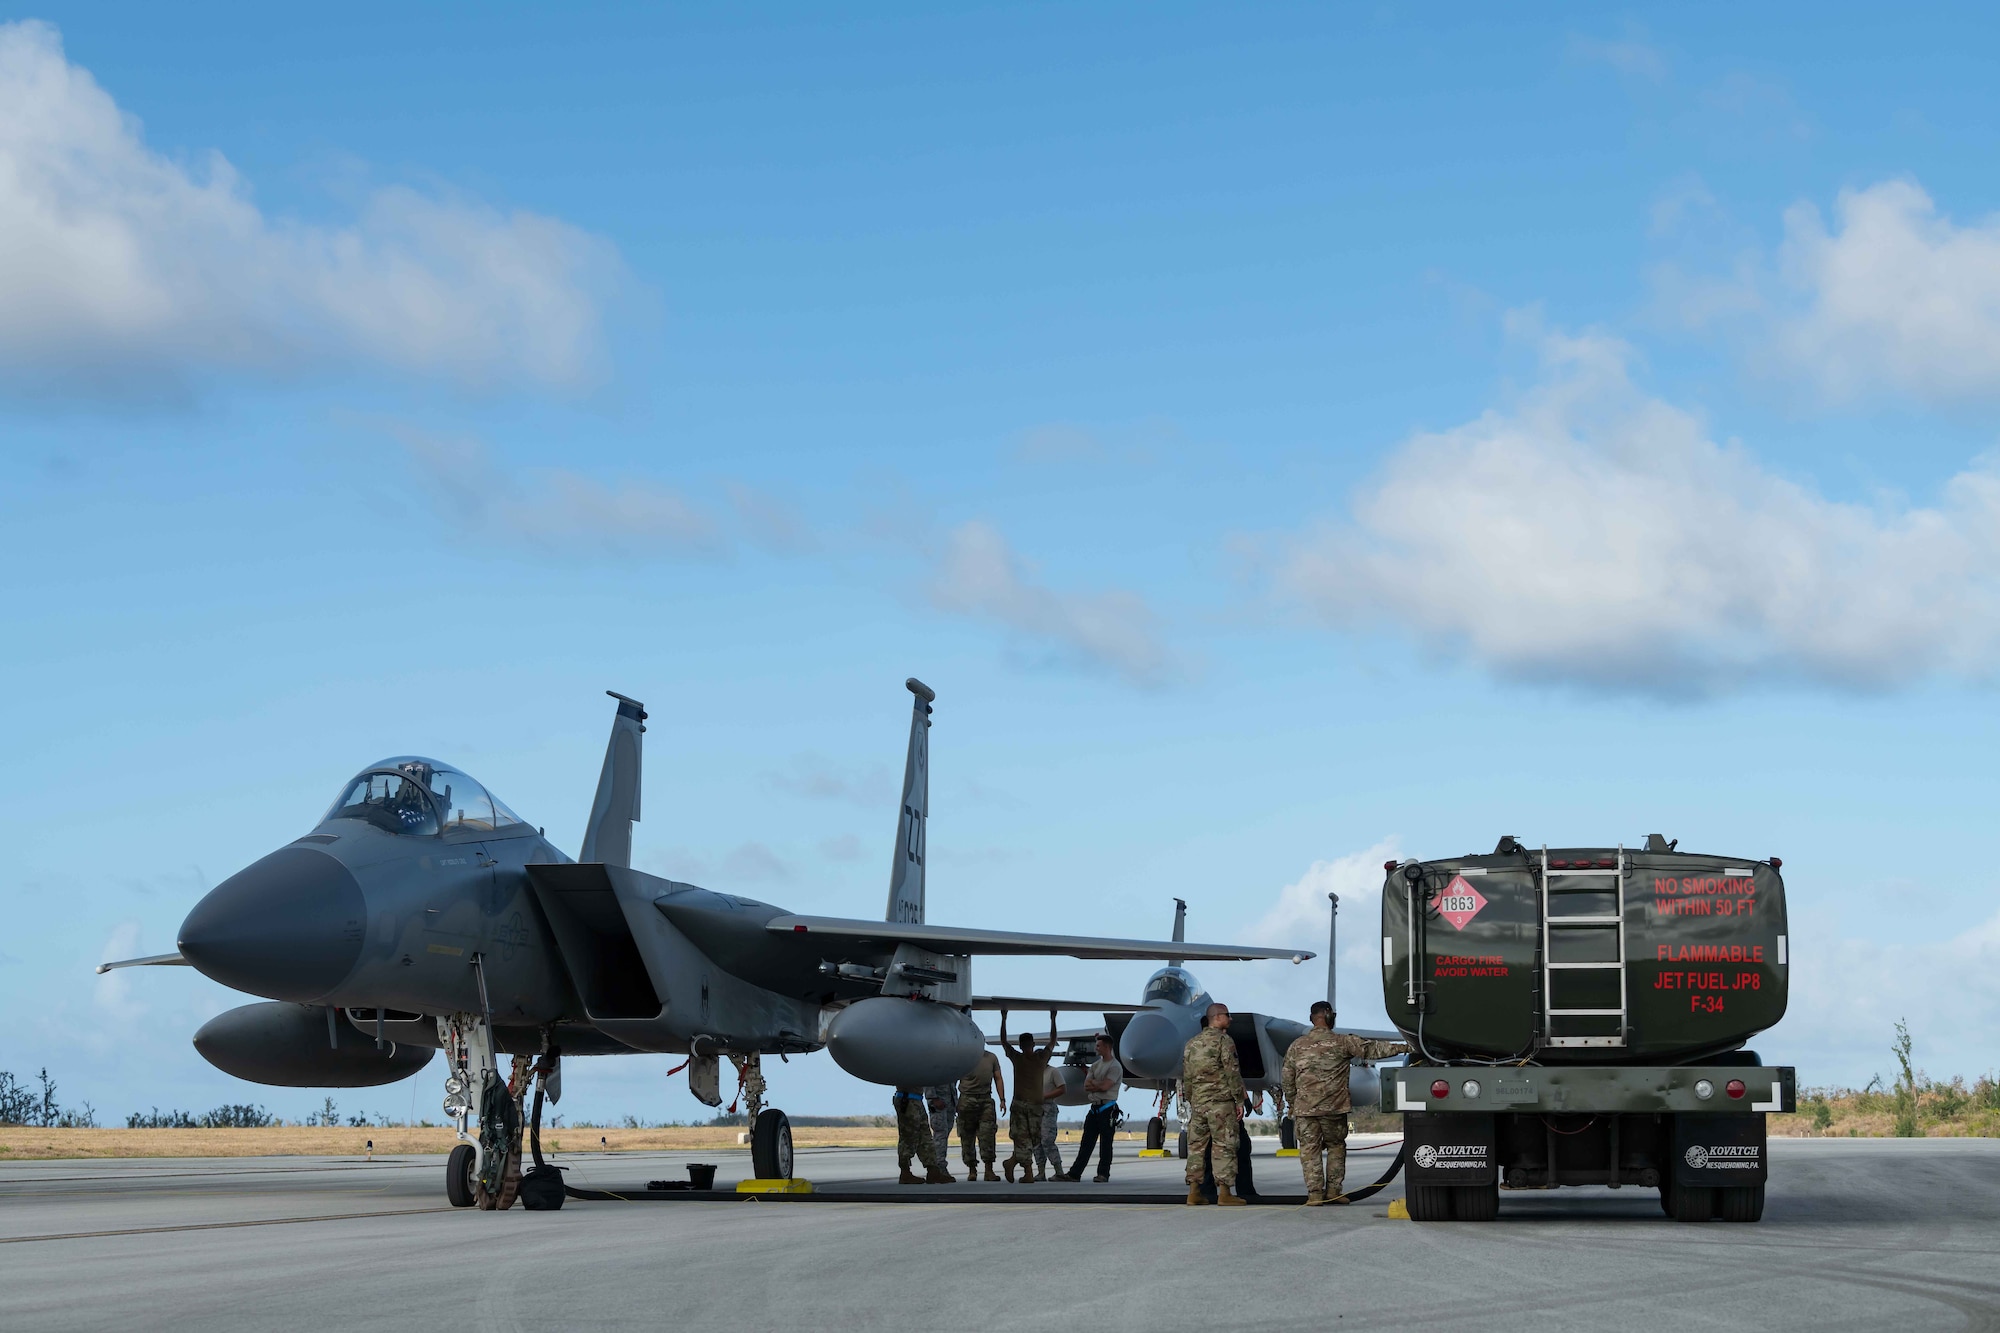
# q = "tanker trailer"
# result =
<box><xmin>1378</xmin><ymin>836</ymin><xmax>1796</xmax><ymax>1223</ymax></box>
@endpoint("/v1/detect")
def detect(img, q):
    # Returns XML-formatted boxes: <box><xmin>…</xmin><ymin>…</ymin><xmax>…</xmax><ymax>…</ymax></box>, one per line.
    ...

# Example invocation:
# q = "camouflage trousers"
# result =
<box><xmin>894</xmin><ymin>1094</ymin><xmax>941</xmax><ymax>1171</ymax></box>
<box><xmin>1035</xmin><ymin>1103</ymin><xmax>1064</xmax><ymax>1174</ymax></box>
<box><xmin>1183</xmin><ymin>1100</ymin><xmax>1239</xmax><ymax>1188</ymax></box>
<box><xmin>926</xmin><ymin>1090</ymin><xmax>959</xmax><ymax>1166</ymax></box>
<box><xmin>1006</xmin><ymin>1102</ymin><xmax>1044</xmax><ymax>1167</ymax></box>
<box><xmin>957</xmin><ymin>1094</ymin><xmax>998</xmax><ymax>1165</ymax></box>
<box><xmin>1296</xmin><ymin>1113</ymin><xmax>1349</xmax><ymax>1196</ymax></box>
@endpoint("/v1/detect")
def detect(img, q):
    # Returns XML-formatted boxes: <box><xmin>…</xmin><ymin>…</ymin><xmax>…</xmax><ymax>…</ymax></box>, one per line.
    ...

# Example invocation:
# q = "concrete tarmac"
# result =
<box><xmin>3</xmin><ymin>1137</ymin><xmax>1999</xmax><ymax>1330</ymax></box>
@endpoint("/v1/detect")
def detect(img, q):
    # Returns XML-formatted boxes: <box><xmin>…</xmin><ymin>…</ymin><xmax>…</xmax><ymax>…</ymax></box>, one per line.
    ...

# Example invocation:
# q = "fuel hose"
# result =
<box><xmin>1331</xmin><ymin>1140</ymin><xmax>1407</xmax><ymax>1205</ymax></box>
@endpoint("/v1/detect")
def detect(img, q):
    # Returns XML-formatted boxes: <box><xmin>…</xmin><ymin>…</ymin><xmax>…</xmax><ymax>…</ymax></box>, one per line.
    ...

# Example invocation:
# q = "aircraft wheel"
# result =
<box><xmin>1671</xmin><ymin>1184</ymin><xmax>1715</xmax><ymax>1223</ymax></box>
<box><xmin>752</xmin><ymin>1108</ymin><xmax>794</xmax><ymax>1180</ymax></box>
<box><xmin>1719</xmin><ymin>1183</ymin><xmax>1765</xmax><ymax>1223</ymax></box>
<box><xmin>1145</xmin><ymin>1117</ymin><xmax>1165</xmax><ymax>1152</ymax></box>
<box><xmin>1176</xmin><ymin>1128</ymin><xmax>1188</xmax><ymax>1160</ymax></box>
<box><xmin>1278</xmin><ymin>1116</ymin><xmax>1296</xmax><ymax>1150</ymax></box>
<box><xmin>446</xmin><ymin>1143</ymin><xmax>476</xmax><ymax>1208</ymax></box>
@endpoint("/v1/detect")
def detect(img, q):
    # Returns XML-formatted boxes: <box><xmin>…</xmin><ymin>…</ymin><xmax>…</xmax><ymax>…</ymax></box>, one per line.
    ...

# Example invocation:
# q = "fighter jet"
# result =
<box><xmin>1031</xmin><ymin>897</ymin><xmax>1401</xmax><ymax>1159</ymax></box>
<box><xmin>100</xmin><ymin>679</ymin><xmax>1310</xmax><ymax>1209</ymax></box>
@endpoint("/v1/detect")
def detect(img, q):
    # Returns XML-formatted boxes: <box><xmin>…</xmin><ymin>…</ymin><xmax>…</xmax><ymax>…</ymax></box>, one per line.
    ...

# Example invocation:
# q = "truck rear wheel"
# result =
<box><xmin>1407</xmin><ymin>1183</ymin><xmax>1454</xmax><ymax>1221</ymax></box>
<box><xmin>1719</xmin><ymin>1183</ymin><xmax>1765</xmax><ymax>1223</ymax></box>
<box><xmin>1671</xmin><ymin>1184</ymin><xmax>1715</xmax><ymax>1223</ymax></box>
<box><xmin>1454</xmin><ymin>1181</ymin><xmax>1498</xmax><ymax>1221</ymax></box>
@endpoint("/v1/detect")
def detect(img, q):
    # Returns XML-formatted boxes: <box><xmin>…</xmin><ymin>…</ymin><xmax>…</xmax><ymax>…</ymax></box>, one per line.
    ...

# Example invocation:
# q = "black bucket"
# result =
<box><xmin>687</xmin><ymin>1162</ymin><xmax>718</xmax><ymax>1190</ymax></box>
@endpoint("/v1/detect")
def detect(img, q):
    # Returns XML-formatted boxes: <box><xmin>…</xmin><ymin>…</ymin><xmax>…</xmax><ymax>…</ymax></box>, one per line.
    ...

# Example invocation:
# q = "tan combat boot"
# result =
<box><xmin>1305</xmin><ymin>1190</ymin><xmax>1325</xmax><ymax>1206</ymax></box>
<box><xmin>1185</xmin><ymin>1184</ymin><xmax>1209</xmax><ymax>1206</ymax></box>
<box><xmin>925</xmin><ymin>1164</ymin><xmax>954</xmax><ymax>1184</ymax></box>
<box><xmin>984</xmin><ymin>1164</ymin><xmax>1000</xmax><ymax>1182</ymax></box>
<box><xmin>898</xmin><ymin>1166</ymin><xmax>922</xmax><ymax>1185</ymax></box>
<box><xmin>1215</xmin><ymin>1183</ymin><xmax>1247</xmax><ymax>1206</ymax></box>
<box><xmin>1003</xmin><ymin>1160</ymin><xmax>1017</xmax><ymax>1183</ymax></box>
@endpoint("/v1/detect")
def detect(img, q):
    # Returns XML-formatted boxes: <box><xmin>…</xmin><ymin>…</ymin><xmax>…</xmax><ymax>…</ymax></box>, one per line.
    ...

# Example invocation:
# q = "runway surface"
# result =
<box><xmin>4</xmin><ymin>1137</ymin><xmax>1999</xmax><ymax>1330</ymax></box>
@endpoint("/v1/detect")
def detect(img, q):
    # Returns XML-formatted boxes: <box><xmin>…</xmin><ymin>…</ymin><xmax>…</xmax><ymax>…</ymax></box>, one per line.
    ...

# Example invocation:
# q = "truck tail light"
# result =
<box><xmin>1430</xmin><ymin>1079</ymin><xmax>1451</xmax><ymax>1099</ymax></box>
<box><xmin>1725</xmin><ymin>1079</ymin><xmax>1746</xmax><ymax>1100</ymax></box>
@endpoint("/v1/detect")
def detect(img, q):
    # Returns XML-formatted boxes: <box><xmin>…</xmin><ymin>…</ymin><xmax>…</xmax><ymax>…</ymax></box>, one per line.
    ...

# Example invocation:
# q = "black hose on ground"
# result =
<box><xmin>1332</xmin><ymin>1140</ymin><xmax>1407</xmax><ymax>1205</ymax></box>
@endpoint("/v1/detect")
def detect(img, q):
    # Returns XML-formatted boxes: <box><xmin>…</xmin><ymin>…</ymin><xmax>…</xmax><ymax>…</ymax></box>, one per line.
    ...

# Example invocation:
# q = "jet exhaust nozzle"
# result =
<box><xmin>825</xmin><ymin>996</ymin><xmax>984</xmax><ymax>1087</ymax></box>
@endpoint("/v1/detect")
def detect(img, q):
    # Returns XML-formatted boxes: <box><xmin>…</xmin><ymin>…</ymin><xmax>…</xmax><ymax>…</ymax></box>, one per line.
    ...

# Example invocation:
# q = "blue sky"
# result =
<box><xmin>7</xmin><ymin>3</ymin><xmax>2000</xmax><ymax>1123</ymax></box>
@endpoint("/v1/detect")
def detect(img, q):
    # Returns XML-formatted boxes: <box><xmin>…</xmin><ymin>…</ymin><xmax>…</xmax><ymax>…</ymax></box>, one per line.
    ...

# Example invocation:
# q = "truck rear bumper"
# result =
<box><xmin>1380</xmin><ymin>1064</ymin><xmax>1796</xmax><ymax>1116</ymax></box>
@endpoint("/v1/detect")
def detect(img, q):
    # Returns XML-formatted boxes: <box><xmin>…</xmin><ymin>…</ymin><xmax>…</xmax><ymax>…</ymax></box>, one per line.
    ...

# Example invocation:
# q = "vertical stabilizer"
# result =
<box><xmin>1326</xmin><ymin>892</ymin><xmax>1340</xmax><ymax>1010</ymax></box>
<box><xmin>581</xmin><ymin>692</ymin><xmax>646</xmax><ymax>867</ymax></box>
<box><xmin>884</xmin><ymin>678</ymin><xmax>933</xmax><ymax>924</ymax></box>
<box><xmin>1168</xmin><ymin>898</ymin><xmax>1187</xmax><ymax>969</ymax></box>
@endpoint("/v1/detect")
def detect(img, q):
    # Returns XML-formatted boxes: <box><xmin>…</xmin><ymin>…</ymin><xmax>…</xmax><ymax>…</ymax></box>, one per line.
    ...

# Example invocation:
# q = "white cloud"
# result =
<box><xmin>1198</xmin><ymin>839</ymin><xmax>1400</xmax><ymax>1031</ymax></box>
<box><xmin>764</xmin><ymin>756</ymin><xmax>892</xmax><ymax>805</ymax></box>
<box><xmin>1567</xmin><ymin>32</ymin><xmax>1668</xmax><ymax>85</ymax></box>
<box><xmin>399</xmin><ymin>426</ymin><xmax>725</xmax><ymax>557</ymax></box>
<box><xmin>1271</xmin><ymin>326</ymin><xmax>2000</xmax><ymax>696</ymax></box>
<box><xmin>926</xmin><ymin>520</ymin><xmax>1176</xmax><ymax>687</ymax></box>
<box><xmin>1760</xmin><ymin>180</ymin><xmax>2000</xmax><ymax>403</ymax></box>
<box><xmin>1782</xmin><ymin>907</ymin><xmax>2000</xmax><ymax>1088</ymax></box>
<box><xmin>0</xmin><ymin>20</ymin><xmax>618</xmax><ymax>399</ymax></box>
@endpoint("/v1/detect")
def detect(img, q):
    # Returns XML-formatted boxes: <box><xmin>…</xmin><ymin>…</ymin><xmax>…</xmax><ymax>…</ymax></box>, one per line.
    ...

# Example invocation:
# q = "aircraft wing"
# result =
<box><xmin>967</xmin><ymin>997</ymin><xmax>1151</xmax><ymax>1012</ymax></box>
<box><xmin>95</xmin><ymin>952</ymin><xmax>190</xmax><ymax>975</ymax></box>
<box><xmin>766</xmin><ymin>915</ymin><xmax>1311</xmax><ymax>963</ymax></box>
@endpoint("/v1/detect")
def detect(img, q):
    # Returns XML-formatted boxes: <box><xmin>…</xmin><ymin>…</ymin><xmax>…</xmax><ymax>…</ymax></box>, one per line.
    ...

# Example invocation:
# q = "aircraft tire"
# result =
<box><xmin>1175</xmin><ymin>1128</ymin><xmax>1188</xmax><ymax>1160</ymax></box>
<box><xmin>1671</xmin><ymin>1184</ymin><xmax>1715</xmax><ymax>1223</ymax></box>
<box><xmin>1145</xmin><ymin>1117</ymin><xmax>1165</xmax><ymax>1152</ymax></box>
<box><xmin>446</xmin><ymin>1144</ymin><xmax>476</xmax><ymax>1208</ymax></box>
<box><xmin>752</xmin><ymin>1108</ymin><xmax>794</xmax><ymax>1180</ymax></box>
<box><xmin>1278</xmin><ymin>1116</ymin><xmax>1296</xmax><ymax>1151</ymax></box>
<box><xmin>1719</xmin><ymin>1183</ymin><xmax>1765</xmax><ymax>1223</ymax></box>
<box><xmin>1454</xmin><ymin>1181</ymin><xmax>1498</xmax><ymax>1222</ymax></box>
<box><xmin>1406</xmin><ymin>1183</ymin><xmax>1453</xmax><ymax>1222</ymax></box>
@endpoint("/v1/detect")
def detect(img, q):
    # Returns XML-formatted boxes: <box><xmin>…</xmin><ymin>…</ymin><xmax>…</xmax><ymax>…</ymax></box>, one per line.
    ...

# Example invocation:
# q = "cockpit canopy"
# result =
<box><xmin>323</xmin><ymin>757</ymin><xmax>525</xmax><ymax>837</ymax></box>
<box><xmin>1141</xmin><ymin>966</ymin><xmax>1208</xmax><ymax>1009</ymax></box>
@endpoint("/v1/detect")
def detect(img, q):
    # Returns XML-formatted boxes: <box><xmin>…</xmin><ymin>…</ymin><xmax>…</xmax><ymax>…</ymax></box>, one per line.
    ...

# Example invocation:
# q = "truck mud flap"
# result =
<box><xmin>1673</xmin><ymin>1113</ymin><xmax>1766</xmax><ymax>1188</ymax></box>
<box><xmin>1404</xmin><ymin>1111</ymin><xmax>1496</xmax><ymax>1186</ymax></box>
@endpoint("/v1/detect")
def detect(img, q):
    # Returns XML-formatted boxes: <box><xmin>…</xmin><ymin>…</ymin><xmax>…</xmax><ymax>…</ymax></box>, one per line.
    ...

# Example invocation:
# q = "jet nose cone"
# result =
<box><xmin>1120</xmin><ymin>1010</ymin><xmax>1192</xmax><ymax>1079</ymax></box>
<box><xmin>179</xmin><ymin>846</ymin><xmax>366</xmax><ymax>1003</ymax></box>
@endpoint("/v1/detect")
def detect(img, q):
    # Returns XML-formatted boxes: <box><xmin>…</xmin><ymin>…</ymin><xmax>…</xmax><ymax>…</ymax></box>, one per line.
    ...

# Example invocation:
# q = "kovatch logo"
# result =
<box><xmin>1413</xmin><ymin>1144</ymin><xmax>1486</xmax><ymax>1170</ymax></box>
<box><xmin>1685</xmin><ymin>1145</ymin><xmax>1760</xmax><ymax>1170</ymax></box>
<box><xmin>1437</xmin><ymin>876</ymin><xmax>1488</xmax><ymax>930</ymax></box>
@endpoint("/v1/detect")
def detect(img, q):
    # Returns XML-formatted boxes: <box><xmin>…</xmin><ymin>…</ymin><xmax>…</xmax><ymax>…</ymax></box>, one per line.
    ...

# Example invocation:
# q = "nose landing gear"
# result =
<box><xmin>438</xmin><ymin>1011</ymin><xmax>525</xmax><ymax>1210</ymax></box>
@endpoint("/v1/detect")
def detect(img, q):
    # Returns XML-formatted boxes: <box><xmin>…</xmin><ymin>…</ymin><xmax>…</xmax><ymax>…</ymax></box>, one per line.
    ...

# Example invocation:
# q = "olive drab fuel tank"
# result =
<box><xmin>1380</xmin><ymin>845</ymin><xmax>1788</xmax><ymax>1063</ymax></box>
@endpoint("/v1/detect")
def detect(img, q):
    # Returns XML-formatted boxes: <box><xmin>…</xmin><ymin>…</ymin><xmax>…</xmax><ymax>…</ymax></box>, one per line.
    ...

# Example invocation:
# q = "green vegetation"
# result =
<box><xmin>0</xmin><ymin>1069</ymin><xmax>96</xmax><ymax>1128</ymax></box>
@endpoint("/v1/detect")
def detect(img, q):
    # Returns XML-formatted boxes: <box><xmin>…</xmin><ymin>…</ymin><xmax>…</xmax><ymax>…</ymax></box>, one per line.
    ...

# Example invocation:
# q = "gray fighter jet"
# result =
<box><xmin>100</xmin><ymin>679</ymin><xmax>1309</xmax><ymax>1208</ymax></box>
<box><xmin>1032</xmin><ymin>897</ymin><xmax>1400</xmax><ymax>1159</ymax></box>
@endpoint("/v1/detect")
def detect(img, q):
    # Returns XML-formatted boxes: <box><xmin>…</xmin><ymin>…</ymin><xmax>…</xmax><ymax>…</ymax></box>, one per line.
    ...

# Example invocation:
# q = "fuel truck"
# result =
<box><xmin>1378</xmin><ymin>835</ymin><xmax>1795</xmax><ymax>1223</ymax></box>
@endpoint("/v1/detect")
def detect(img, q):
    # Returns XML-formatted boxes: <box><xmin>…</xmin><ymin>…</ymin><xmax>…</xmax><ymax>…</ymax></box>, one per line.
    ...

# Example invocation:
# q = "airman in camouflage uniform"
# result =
<box><xmin>923</xmin><ymin>1082</ymin><xmax>959</xmax><ymax>1170</ymax></box>
<box><xmin>1281</xmin><ymin>1000</ymin><xmax>1409</xmax><ymax>1204</ymax></box>
<box><xmin>1181</xmin><ymin>1002</ymin><xmax>1247</xmax><ymax>1206</ymax></box>
<box><xmin>893</xmin><ymin>1088</ymin><xmax>951</xmax><ymax>1184</ymax></box>
<box><xmin>956</xmin><ymin>1048</ymin><xmax>1003</xmax><ymax>1180</ymax></box>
